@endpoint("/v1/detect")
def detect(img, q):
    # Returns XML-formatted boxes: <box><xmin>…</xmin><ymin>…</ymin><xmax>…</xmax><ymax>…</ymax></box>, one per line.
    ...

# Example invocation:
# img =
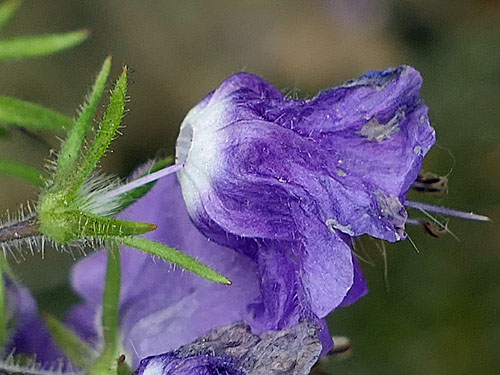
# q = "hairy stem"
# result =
<box><xmin>0</xmin><ymin>216</ymin><xmax>39</xmax><ymax>244</ymax></box>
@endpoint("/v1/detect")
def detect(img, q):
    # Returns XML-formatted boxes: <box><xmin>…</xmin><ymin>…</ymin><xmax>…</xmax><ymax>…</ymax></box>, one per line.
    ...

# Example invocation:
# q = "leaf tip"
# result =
<box><xmin>80</xmin><ymin>28</ymin><xmax>91</xmax><ymax>38</ymax></box>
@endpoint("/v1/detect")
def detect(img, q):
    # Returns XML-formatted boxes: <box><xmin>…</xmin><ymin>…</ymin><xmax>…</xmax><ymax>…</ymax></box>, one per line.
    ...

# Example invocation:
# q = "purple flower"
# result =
<box><xmin>3</xmin><ymin>276</ymin><xmax>64</xmax><ymax>363</ymax></box>
<box><xmin>135</xmin><ymin>321</ymin><xmax>321</xmax><ymax>375</ymax></box>
<box><xmin>175</xmin><ymin>67</ymin><xmax>435</xmax><ymax>324</ymax></box>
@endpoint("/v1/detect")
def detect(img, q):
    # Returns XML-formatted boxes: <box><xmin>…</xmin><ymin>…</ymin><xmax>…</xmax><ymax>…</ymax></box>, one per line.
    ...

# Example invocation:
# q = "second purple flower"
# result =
<box><xmin>176</xmin><ymin>66</ymin><xmax>435</xmax><ymax>329</ymax></box>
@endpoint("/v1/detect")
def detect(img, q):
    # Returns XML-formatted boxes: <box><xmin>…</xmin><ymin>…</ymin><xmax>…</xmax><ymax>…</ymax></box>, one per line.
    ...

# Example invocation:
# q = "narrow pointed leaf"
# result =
<box><xmin>0</xmin><ymin>30</ymin><xmax>89</xmax><ymax>60</ymax></box>
<box><xmin>61</xmin><ymin>66</ymin><xmax>128</xmax><ymax>199</ymax></box>
<box><xmin>123</xmin><ymin>237</ymin><xmax>232</xmax><ymax>285</ymax></box>
<box><xmin>0</xmin><ymin>0</ymin><xmax>20</xmax><ymax>31</ymax></box>
<box><xmin>43</xmin><ymin>312</ymin><xmax>97</xmax><ymax>369</ymax></box>
<box><xmin>88</xmin><ymin>242</ymin><xmax>121</xmax><ymax>375</ymax></box>
<box><xmin>118</xmin><ymin>156</ymin><xmax>173</xmax><ymax>211</ymax></box>
<box><xmin>0</xmin><ymin>96</ymin><xmax>72</xmax><ymax>131</ymax></box>
<box><xmin>0</xmin><ymin>156</ymin><xmax>44</xmax><ymax>186</ymax></box>
<box><xmin>57</xmin><ymin>57</ymin><xmax>112</xmax><ymax>175</ymax></box>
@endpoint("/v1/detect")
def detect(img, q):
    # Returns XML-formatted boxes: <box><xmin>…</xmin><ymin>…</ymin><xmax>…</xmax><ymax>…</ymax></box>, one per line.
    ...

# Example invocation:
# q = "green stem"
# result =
<box><xmin>88</xmin><ymin>243</ymin><xmax>121</xmax><ymax>375</ymax></box>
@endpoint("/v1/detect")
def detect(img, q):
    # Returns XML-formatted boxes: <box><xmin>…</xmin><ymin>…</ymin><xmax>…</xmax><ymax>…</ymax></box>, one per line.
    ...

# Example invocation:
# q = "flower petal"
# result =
<box><xmin>4</xmin><ymin>276</ymin><xmax>64</xmax><ymax>363</ymax></box>
<box><xmin>177</xmin><ymin>67</ymin><xmax>435</xmax><ymax>245</ymax></box>
<box><xmin>338</xmin><ymin>253</ymin><xmax>368</xmax><ymax>308</ymax></box>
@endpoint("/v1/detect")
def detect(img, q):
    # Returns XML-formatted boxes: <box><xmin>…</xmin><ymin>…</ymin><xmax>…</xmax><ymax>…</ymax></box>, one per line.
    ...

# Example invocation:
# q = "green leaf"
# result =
<box><xmin>0</xmin><ymin>0</ymin><xmax>20</xmax><ymax>31</ymax></box>
<box><xmin>88</xmin><ymin>242</ymin><xmax>121</xmax><ymax>375</ymax></box>
<box><xmin>0</xmin><ymin>30</ymin><xmax>89</xmax><ymax>60</ymax></box>
<box><xmin>61</xmin><ymin>66</ymin><xmax>128</xmax><ymax>199</ymax></box>
<box><xmin>0</xmin><ymin>156</ymin><xmax>44</xmax><ymax>186</ymax></box>
<box><xmin>43</xmin><ymin>312</ymin><xmax>97</xmax><ymax>369</ymax></box>
<box><xmin>56</xmin><ymin>56</ymin><xmax>112</xmax><ymax>176</ymax></box>
<box><xmin>0</xmin><ymin>125</ymin><xmax>7</xmax><ymax>137</ymax></box>
<box><xmin>0</xmin><ymin>96</ymin><xmax>72</xmax><ymax>131</ymax></box>
<box><xmin>118</xmin><ymin>156</ymin><xmax>173</xmax><ymax>211</ymax></box>
<box><xmin>123</xmin><ymin>237</ymin><xmax>232</xmax><ymax>285</ymax></box>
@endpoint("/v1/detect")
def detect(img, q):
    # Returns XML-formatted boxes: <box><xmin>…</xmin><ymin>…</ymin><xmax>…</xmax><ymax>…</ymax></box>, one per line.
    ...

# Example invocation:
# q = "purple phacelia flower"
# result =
<box><xmin>135</xmin><ymin>321</ymin><xmax>321</xmax><ymax>375</ymax></box>
<box><xmin>175</xmin><ymin>67</ymin><xmax>435</xmax><ymax>323</ymax></box>
<box><xmin>3</xmin><ymin>276</ymin><xmax>64</xmax><ymax>362</ymax></box>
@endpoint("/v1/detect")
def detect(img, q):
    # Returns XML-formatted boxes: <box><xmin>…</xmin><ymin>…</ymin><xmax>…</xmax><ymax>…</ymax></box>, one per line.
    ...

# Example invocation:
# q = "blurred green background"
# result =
<box><xmin>0</xmin><ymin>1</ymin><xmax>499</xmax><ymax>374</ymax></box>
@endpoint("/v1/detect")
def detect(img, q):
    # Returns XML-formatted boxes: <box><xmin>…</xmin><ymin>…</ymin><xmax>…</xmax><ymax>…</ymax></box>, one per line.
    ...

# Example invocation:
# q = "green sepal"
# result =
<box><xmin>123</xmin><ymin>237</ymin><xmax>232</xmax><ymax>285</ymax></box>
<box><xmin>42</xmin><ymin>312</ymin><xmax>97</xmax><ymax>369</ymax></box>
<box><xmin>38</xmin><ymin>210</ymin><xmax>156</xmax><ymax>244</ymax></box>
<box><xmin>0</xmin><ymin>30</ymin><xmax>89</xmax><ymax>60</ymax></box>
<box><xmin>0</xmin><ymin>156</ymin><xmax>44</xmax><ymax>186</ymax></box>
<box><xmin>0</xmin><ymin>96</ymin><xmax>73</xmax><ymax>131</ymax></box>
<box><xmin>0</xmin><ymin>0</ymin><xmax>20</xmax><ymax>31</ymax></box>
<box><xmin>118</xmin><ymin>156</ymin><xmax>173</xmax><ymax>211</ymax></box>
<box><xmin>56</xmin><ymin>56</ymin><xmax>112</xmax><ymax>176</ymax></box>
<box><xmin>57</xmin><ymin>66</ymin><xmax>128</xmax><ymax>199</ymax></box>
<box><xmin>77</xmin><ymin>213</ymin><xmax>157</xmax><ymax>239</ymax></box>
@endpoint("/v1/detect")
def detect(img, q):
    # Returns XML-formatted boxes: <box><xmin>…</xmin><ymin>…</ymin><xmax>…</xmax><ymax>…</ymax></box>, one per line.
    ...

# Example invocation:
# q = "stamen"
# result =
<box><xmin>406</xmin><ymin>234</ymin><xmax>420</xmax><ymax>253</ymax></box>
<box><xmin>98</xmin><ymin>162</ymin><xmax>184</xmax><ymax>201</ymax></box>
<box><xmin>375</xmin><ymin>240</ymin><xmax>389</xmax><ymax>291</ymax></box>
<box><xmin>404</xmin><ymin>200</ymin><xmax>490</xmax><ymax>222</ymax></box>
<box><xmin>350</xmin><ymin>237</ymin><xmax>375</xmax><ymax>266</ymax></box>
